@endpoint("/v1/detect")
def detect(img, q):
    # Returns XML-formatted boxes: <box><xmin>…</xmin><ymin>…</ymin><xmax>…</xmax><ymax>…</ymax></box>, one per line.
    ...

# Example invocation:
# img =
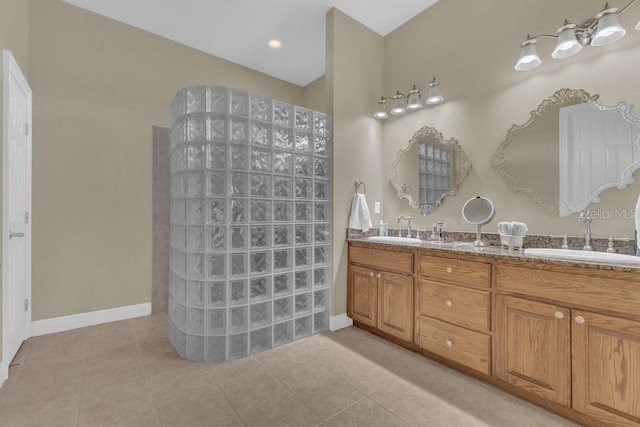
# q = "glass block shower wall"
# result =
<box><xmin>168</xmin><ymin>86</ymin><xmax>331</xmax><ymax>361</ymax></box>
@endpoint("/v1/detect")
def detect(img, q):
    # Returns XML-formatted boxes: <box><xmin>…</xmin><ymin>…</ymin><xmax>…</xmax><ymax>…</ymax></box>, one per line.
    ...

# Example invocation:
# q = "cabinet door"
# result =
<box><xmin>496</xmin><ymin>295</ymin><xmax>570</xmax><ymax>406</ymax></box>
<box><xmin>572</xmin><ymin>310</ymin><xmax>640</xmax><ymax>426</ymax></box>
<box><xmin>347</xmin><ymin>264</ymin><xmax>377</xmax><ymax>327</ymax></box>
<box><xmin>377</xmin><ymin>271</ymin><xmax>413</xmax><ymax>342</ymax></box>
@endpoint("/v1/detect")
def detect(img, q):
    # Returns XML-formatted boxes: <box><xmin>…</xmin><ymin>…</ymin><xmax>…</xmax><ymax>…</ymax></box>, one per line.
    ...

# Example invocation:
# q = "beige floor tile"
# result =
<box><xmin>149</xmin><ymin>363</ymin><xmax>214</xmax><ymax>404</ymax></box>
<box><xmin>252</xmin><ymin>340</ymin><xmax>304</xmax><ymax>365</ymax></box>
<box><xmin>218</xmin><ymin>368</ymin><xmax>287</xmax><ymax>412</ymax></box>
<box><xmin>325</xmin><ymin>397</ymin><xmax>409</xmax><ymax>427</ymax></box>
<box><xmin>23</xmin><ymin>338</ymin><xmax>85</xmax><ymax>367</ymax></box>
<box><xmin>299</xmin><ymin>343</ymin><xmax>357</xmax><ymax>372</ymax></box>
<box><xmin>0</xmin><ymin>318</ymin><xmax>583</xmax><ymax>427</ymax></box>
<box><xmin>370</xmin><ymin>378</ymin><xmax>455</xmax><ymax>426</ymax></box>
<box><xmin>108</xmin><ymin>408</ymin><xmax>161</xmax><ymax>427</ymax></box>
<box><xmin>288</xmin><ymin>370</ymin><xmax>365</xmax><ymax>420</ymax></box>
<box><xmin>155</xmin><ymin>382</ymin><xmax>238</xmax><ymax>426</ymax></box>
<box><xmin>452</xmin><ymin>384</ymin><xmax>547</xmax><ymax>427</ymax></box>
<box><xmin>209</xmin><ymin>356</ymin><xmax>264</xmax><ymax>387</ymax></box>
<box><xmin>9</xmin><ymin>339</ymin><xmax>34</xmax><ymax>367</ymax></box>
<box><xmin>131</xmin><ymin>312</ymin><xmax>168</xmax><ymax>344</ymax></box>
<box><xmin>237</xmin><ymin>389</ymin><xmax>322</xmax><ymax>427</ymax></box>
<box><xmin>139</xmin><ymin>337</ymin><xmax>193</xmax><ymax>377</ymax></box>
<box><xmin>265</xmin><ymin>351</ymin><xmax>331</xmax><ymax>388</ymax></box>
<box><xmin>83</xmin><ymin>319</ymin><xmax>135</xmax><ymax>337</ymax></box>
<box><xmin>4</xmin><ymin>402</ymin><xmax>78</xmax><ymax>427</ymax></box>
<box><xmin>28</xmin><ymin>328</ymin><xmax>86</xmax><ymax>350</ymax></box>
<box><xmin>77</xmin><ymin>379</ymin><xmax>154</xmax><ymax>427</ymax></box>
<box><xmin>0</xmin><ymin>381</ymin><xmax>80</xmax><ymax>424</ymax></box>
<box><xmin>527</xmin><ymin>410</ymin><xmax>580</xmax><ymax>427</ymax></box>
<box><xmin>81</xmin><ymin>357</ymin><xmax>146</xmax><ymax>396</ymax></box>
<box><xmin>331</xmin><ymin>356</ymin><xmax>396</xmax><ymax>395</ymax></box>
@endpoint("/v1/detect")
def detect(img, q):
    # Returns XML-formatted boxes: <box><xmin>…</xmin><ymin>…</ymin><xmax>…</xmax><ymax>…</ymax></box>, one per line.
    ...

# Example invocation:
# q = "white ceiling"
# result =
<box><xmin>62</xmin><ymin>0</ymin><xmax>439</xmax><ymax>87</ymax></box>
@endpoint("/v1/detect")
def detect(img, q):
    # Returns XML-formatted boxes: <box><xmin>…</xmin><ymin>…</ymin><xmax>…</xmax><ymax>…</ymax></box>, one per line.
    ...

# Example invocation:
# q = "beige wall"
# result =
<box><xmin>28</xmin><ymin>0</ymin><xmax>305</xmax><ymax>321</ymax></box>
<box><xmin>382</xmin><ymin>0</ymin><xmax>640</xmax><ymax>240</ymax></box>
<box><xmin>0</xmin><ymin>0</ymin><xmax>29</xmax><ymax>374</ymax></box>
<box><xmin>326</xmin><ymin>8</ymin><xmax>384</xmax><ymax>316</ymax></box>
<box><xmin>302</xmin><ymin>75</ymin><xmax>326</xmax><ymax>113</ymax></box>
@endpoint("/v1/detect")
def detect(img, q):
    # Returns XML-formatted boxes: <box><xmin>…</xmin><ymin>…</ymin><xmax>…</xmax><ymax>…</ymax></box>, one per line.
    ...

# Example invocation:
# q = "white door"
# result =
<box><xmin>2</xmin><ymin>50</ymin><xmax>32</xmax><ymax>374</ymax></box>
<box><xmin>559</xmin><ymin>102</ymin><xmax>640</xmax><ymax>216</ymax></box>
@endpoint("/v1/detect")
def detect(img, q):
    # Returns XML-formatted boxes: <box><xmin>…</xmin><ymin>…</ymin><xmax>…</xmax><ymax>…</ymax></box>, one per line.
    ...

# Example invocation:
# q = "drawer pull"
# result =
<box><xmin>575</xmin><ymin>316</ymin><xmax>585</xmax><ymax>324</ymax></box>
<box><xmin>554</xmin><ymin>311</ymin><xmax>564</xmax><ymax>320</ymax></box>
<box><xmin>445</xmin><ymin>300</ymin><xmax>452</xmax><ymax>307</ymax></box>
<box><xmin>445</xmin><ymin>339</ymin><xmax>453</xmax><ymax>347</ymax></box>
<box><xmin>445</xmin><ymin>267</ymin><xmax>453</xmax><ymax>273</ymax></box>
<box><xmin>377</xmin><ymin>273</ymin><xmax>382</xmax><ymax>279</ymax></box>
<box><xmin>369</xmin><ymin>271</ymin><xmax>374</xmax><ymax>277</ymax></box>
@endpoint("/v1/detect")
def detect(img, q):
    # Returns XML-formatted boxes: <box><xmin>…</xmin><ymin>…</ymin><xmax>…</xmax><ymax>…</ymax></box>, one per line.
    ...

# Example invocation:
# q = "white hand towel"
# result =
<box><xmin>349</xmin><ymin>194</ymin><xmax>373</xmax><ymax>232</ymax></box>
<box><xmin>635</xmin><ymin>194</ymin><xmax>640</xmax><ymax>249</ymax></box>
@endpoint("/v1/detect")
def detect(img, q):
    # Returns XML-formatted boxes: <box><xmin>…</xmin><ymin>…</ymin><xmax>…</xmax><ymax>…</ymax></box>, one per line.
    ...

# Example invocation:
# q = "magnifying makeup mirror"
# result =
<box><xmin>462</xmin><ymin>196</ymin><xmax>495</xmax><ymax>247</ymax></box>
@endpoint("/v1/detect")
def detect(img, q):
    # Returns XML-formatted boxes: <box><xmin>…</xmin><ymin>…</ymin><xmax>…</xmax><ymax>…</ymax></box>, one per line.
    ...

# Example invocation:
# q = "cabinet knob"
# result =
<box><xmin>369</xmin><ymin>271</ymin><xmax>374</xmax><ymax>277</ymax></box>
<box><xmin>377</xmin><ymin>273</ymin><xmax>382</xmax><ymax>279</ymax></box>
<box><xmin>445</xmin><ymin>340</ymin><xmax>453</xmax><ymax>347</ymax></box>
<box><xmin>554</xmin><ymin>311</ymin><xmax>564</xmax><ymax>319</ymax></box>
<box><xmin>445</xmin><ymin>267</ymin><xmax>453</xmax><ymax>273</ymax></box>
<box><xmin>445</xmin><ymin>300</ymin><xmax>452</xmax><ymax>307</ymax></box>
<box><xmin>575</xmin><ymin>316</ymin><xmax>585</xmax><ymax>324</ymax></box>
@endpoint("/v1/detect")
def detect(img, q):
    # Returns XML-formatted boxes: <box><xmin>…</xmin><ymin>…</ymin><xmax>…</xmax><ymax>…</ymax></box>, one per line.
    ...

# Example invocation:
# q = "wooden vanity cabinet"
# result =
<box><xmin>416</xmin><ymin>253</ymin><xmax>492</xmax><ymax>375</ymax></box>
<box><xmin>572</xmin><ymin>310</ymin><xmax>640</xmax><ymax>427</ymax></box>
<box><xmin>495</xmin><ymin>295</ymin><xmax>571</xmax><ymax>406</ymax></box>
<box><xmin>347</xmin><ymin>244</ymin><xmax>414</xmax><ymax>343</ymax></box>
<box><xmin>496</xmin><ymin>261</ymin><xmax>640</xmax><ymax>426</ymax></box>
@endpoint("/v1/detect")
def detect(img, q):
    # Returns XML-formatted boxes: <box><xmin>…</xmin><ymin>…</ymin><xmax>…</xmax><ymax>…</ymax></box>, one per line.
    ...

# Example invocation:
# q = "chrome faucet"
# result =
<box><xmin>432</xmin><ymin>222</ymin><xmax>444</xmax><ymax>242</ymax></box>
<box><xmin>579</xmin><ymin>210</ymin><xmax>593</xmax><ymax>251</ymax></box>
<box><xmin>398</xmin><ymin>215</ymin><xmax>413</xmax><ymax>237</ymax></box>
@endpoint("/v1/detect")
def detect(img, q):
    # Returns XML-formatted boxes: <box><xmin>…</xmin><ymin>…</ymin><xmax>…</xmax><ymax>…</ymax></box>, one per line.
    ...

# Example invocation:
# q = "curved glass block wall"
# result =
<box><xmin>168</xmin><ymin>86</ymin><xmax>331</xmax><ymax>361</ymax></box>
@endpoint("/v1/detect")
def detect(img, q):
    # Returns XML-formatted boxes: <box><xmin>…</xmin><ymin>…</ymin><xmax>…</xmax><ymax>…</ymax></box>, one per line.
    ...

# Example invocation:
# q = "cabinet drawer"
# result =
<box><xmin>418</xmin><ymin>280</ymin><xmax>490</xmax><ymax>332</ymax></box>
<box><xmin>419</xmin><ymin>255</ymin><xmax>491</xmax><ymax>289</ymax></box>
<box><xmin>350</xmin><ymin>245</ymin><xmax>414</xmax><ymax>274</ymax></box>
<box><xmin>418</xmin><ymin>316</ymin><xmax>491</xmax><ymax>374</ymax></box>
<box><xmin>496</xmin><ymin>264</ymin><xmax>640</xmax><ymax>319</ymax></box>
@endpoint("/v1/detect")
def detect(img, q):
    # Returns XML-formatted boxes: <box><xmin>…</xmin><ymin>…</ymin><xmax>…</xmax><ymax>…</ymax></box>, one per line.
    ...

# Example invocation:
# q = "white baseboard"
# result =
<box><xmin>31</xmin><ymin>302</ymin><xmax>152</xmax><ymax>337</ymax></box>
<box><xmin>329</xmin><ymin>313</ymin><xmax>353</xmax><ymax>331</ymax></box>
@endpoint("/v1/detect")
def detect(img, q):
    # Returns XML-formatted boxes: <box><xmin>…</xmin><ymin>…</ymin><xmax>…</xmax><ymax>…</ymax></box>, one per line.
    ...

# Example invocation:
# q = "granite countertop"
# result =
<box><xmin>346</xmin><ymin>237</ymin><xmax>640</xmax><ymax>273</ymax></box>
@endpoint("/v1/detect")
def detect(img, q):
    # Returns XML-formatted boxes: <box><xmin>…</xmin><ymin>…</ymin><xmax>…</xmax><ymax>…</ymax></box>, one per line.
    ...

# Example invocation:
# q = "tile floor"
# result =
<box><xmin>0</xmin><ymin>313</ymin><xmax>579</xmax><ymax>427</ymax></box>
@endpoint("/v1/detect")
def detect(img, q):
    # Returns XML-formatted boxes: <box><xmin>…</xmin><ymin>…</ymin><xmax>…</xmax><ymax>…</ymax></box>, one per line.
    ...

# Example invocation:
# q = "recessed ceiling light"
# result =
<box><xmin>268</xmin><ymin>40</ymin><xmax>282</xmax><ymax>49</ymax></box>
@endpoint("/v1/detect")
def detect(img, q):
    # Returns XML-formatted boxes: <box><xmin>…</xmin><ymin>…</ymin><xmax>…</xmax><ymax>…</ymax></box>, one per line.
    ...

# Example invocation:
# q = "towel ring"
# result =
<box><xmin>355</xmin><ymin>180</ymin><xmax>366</xmax><ymax>194</ymax></box>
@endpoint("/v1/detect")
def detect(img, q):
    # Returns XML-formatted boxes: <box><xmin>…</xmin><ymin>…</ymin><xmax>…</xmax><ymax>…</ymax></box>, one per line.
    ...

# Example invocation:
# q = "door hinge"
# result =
<box><xmin>25</xmin><ymin>212</ymin><xmax>29</xmax><ymax>224</ymax></box>
<box><xmin>24</xmin><ymin>123</ymin><xmax>29</xmax><ymax>135</ymax></box>
<box><xmin>24</xmin><ymin>299</ymin><xmax>29</xmax><ymax>311</ymax></box>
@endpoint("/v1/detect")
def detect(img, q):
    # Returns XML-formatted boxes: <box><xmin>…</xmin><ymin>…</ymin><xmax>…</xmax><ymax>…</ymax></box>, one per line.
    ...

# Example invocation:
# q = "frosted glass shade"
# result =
<box><xmin>592</xmin><ymin>12</ymin><xmax>626</xmax><ymax>46</ymax></box>
<box><xmin>426</xmin><ymin>84</ymin><xmax>443</xmax><ymax>105</ymax></box>
<box><xmin>552</xmin><ymin>25</ymin><xmax>582</xmax><ymax>58</ymax></box>
<box><xmin>515</xmin><ymin>40</ymin><xmax>542</xmax><ymax>71</ymax></box>
<box><xmin>390</xmin><ymin>96</ymin><xmax>406</xmax><ymax>115</ymax></box>
<box><xmin>406</xmin><ymin>90</ymin><xmax>422</xmax><ymax>110</ymax></box>
<box><xmin>374</xmin><ymin>100</ymin><xmax>388</xmax><ymax>119</ymax></box>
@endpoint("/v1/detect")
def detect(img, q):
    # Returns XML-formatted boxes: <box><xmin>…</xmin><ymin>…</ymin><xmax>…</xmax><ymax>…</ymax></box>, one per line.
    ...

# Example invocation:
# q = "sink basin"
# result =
<box><xmin>367</xmin><ymin>236</ymin><xmax>422</xmax><ymax>246</ymax></box>
<box><xmin>525</xmin><ymin>248</ymin><xmax>640</xmax><ymax>265</ymax></box>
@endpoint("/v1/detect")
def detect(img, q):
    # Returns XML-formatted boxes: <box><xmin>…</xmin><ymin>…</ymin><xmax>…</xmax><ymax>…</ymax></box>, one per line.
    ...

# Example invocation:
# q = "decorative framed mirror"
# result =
<box><xmin>491</xmin><ymin>88</ymin><xmax>640</xmax><ymax>216</ymax></box>
<box><xmin>389</xmin><ymin>126</ymin><xmax>472</xmax><ymax>215</ymax></box>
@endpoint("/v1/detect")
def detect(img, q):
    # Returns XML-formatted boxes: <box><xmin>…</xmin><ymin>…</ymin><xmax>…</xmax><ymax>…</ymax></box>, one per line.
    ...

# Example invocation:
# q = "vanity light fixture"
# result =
<box><xmin>374</xmin><ymin>78</ymin><xmax>444</xmax><ymax>119</ymax></box>
<box><xmin>515</xmin><ymin>0</ymin><xmax>638</xmax><ymax>71</ymax></box>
